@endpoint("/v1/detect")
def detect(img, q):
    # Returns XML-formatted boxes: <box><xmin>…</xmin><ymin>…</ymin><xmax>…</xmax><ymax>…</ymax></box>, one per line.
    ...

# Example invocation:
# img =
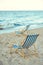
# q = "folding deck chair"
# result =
<box><xmin>13</xmin><ymin>34</ymin><xmax>39</xmax><ymax>57</ymax></box>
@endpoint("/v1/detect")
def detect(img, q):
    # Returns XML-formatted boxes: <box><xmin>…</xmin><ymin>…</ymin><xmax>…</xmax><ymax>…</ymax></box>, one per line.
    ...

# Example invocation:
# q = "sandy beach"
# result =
<box><xmin>0</xmin><ymin>27</ymin><xmax>43</xmax><ymax>65</ymax></box>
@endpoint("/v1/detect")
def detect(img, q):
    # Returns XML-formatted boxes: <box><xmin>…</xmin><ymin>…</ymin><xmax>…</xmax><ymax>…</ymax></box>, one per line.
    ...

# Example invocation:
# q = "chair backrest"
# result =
<box><xmin>22</xmin><ymin>34</ymin><xmax>39</xmax><ymax>48</ymax></box>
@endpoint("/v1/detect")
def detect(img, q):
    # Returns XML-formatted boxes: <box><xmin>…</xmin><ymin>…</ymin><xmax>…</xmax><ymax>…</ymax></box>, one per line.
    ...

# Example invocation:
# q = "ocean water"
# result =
<box><xmin>0</xmin><ymin>11</ymin><xmax>43</xmax><ymax>34</ymax></box>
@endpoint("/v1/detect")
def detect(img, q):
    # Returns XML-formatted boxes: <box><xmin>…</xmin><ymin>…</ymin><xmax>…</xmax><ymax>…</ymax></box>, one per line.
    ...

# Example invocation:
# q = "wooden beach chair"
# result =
<box><xmin>13</xmin><ymin>34</ymin><xmax>39</xmax><ymax>58</ymax></box>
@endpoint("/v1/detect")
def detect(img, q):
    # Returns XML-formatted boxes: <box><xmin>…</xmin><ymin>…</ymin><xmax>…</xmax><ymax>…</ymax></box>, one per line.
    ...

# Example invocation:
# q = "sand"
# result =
<box><xmin>0</xmin><ymin>27</ymin><xmax>43</xmax><ymax>65</ymax></box>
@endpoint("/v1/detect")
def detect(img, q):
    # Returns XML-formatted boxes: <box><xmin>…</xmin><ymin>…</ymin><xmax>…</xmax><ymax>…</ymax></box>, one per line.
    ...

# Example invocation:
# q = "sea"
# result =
<box><xmin>0</xmin><ymin>11</ymin><xmax>43</xmax><ymax>34</ymax></box>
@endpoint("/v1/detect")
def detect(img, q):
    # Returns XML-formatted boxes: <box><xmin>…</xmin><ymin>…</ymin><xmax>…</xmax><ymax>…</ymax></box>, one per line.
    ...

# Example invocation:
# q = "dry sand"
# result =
<box><xmin>0</xmin><ymin>28</ymin><xmax>43</xmax><ymax>65</ymax></box>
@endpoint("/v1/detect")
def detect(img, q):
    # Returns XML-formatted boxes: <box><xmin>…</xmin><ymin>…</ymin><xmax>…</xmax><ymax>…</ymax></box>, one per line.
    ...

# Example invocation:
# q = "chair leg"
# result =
<box><xmin>18</xmin><ymin>49</ymin><xmax>25</xmax><ymax>58</ymax></box>
<box><xmin>33</xmin><ymin>44</ymin><xmax>37</xmax><ymax>52</ymax></box>
<box><xmin>33</xmin><ymin>44</ymin><xmax>39</xmax><ymax>57</ymax></box>
<box><xmin>15</xmin><ymin>49</ymin><xmax>18</xmax><ymax>53</ymax></box>
<box><xmin>14</xmin><ymin>48</ymin><xmax>25</xmax><ymax>58</ymax></box>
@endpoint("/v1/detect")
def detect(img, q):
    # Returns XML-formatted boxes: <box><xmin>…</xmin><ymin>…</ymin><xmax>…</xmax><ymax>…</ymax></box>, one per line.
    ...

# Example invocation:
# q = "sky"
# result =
<box><xmin>0</xmin><ymin>0</ymin><xmax>43</xmax><ymax>10</ymax></box>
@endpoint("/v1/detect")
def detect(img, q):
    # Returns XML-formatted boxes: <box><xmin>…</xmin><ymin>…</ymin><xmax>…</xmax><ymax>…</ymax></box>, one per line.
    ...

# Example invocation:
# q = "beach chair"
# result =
<box><xmin>13</xmin><ymin>34</ymin><xmax>39</xmax><ymax>57</ymax></box>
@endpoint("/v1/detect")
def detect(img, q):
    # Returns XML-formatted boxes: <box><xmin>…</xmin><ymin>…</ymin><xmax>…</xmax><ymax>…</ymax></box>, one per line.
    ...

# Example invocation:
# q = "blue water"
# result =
<box><xmin>0</xmin><ymin>11</ymin><xmax>43</xmax><ymax>34</ymax></box>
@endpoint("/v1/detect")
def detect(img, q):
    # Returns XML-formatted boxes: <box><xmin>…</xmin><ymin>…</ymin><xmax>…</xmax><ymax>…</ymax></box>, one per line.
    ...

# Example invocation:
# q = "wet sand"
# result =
<box><xmin>0</xmin><ymin>28</ymin><xmax>43</xmax><ymax>65</ymax></box>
